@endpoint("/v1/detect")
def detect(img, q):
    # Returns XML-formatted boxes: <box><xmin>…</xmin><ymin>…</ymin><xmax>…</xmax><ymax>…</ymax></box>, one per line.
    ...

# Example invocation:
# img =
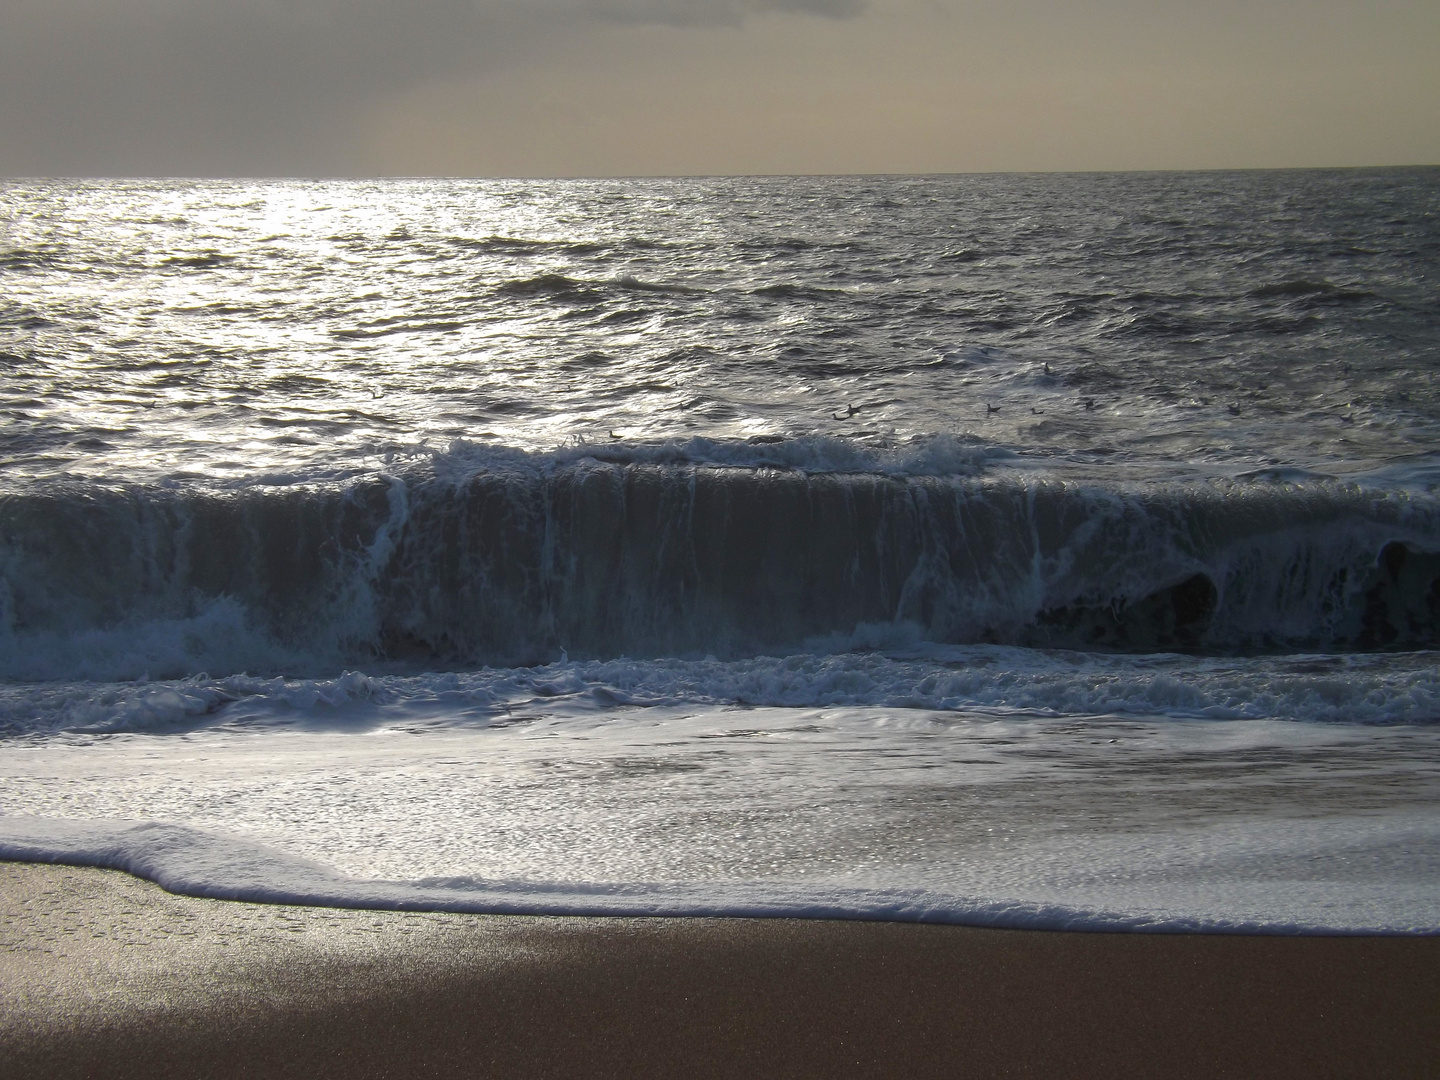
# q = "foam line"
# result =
<box><xmin>1</xmin><ymin>817</ymin><xmax>1428</xmax><ymax>935</ymax></box>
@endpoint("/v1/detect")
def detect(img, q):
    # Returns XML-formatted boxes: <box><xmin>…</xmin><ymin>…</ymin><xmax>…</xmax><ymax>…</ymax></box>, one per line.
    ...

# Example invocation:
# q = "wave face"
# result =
<box><xmin>3</xmin><ymin>455</ymin><xmax>1437</xmax><ymax>679</ymax></box>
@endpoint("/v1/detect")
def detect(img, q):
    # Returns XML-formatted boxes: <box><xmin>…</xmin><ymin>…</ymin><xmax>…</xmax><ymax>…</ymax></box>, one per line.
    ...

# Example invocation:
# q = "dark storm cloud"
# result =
<box><xmin>0</xmin><ymin>0</ymin><xmax>861</xmax><ymax>175</ymax></box>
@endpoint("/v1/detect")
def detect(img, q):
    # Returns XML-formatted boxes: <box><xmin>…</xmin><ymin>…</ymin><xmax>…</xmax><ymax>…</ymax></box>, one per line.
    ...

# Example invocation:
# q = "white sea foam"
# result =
<box><xmin>432</xmin><ymin>432</ymin><xmax>1012</xmax><ymax>482</ymax></box>
<box><xmin>2</xmin><ymin>708</ymin><xmax>1436</xmax><ymax>932</ymax></box>
<box><xmin>3</xmin><ymin>647</ymin><xmax>1438</xmax><ymax>737</ymax></box>
<box><xmin>0</xmin><ymin>597</ymin><xmax>307</xmax><ymax>685</ymax></box>
<box><xmin>2</xmin><ymin>816</ymin><xmax>1431</xmax><ymax>933</ymax></box>
<box><xmin>0</xmin><ymin>817</ymin><xmax>1294</xmax><ymax>931</ymax></box>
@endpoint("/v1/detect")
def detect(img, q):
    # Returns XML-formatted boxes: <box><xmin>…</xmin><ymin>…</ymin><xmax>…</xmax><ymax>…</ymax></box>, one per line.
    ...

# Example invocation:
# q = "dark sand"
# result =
<box><xmin>3</xmin><ymin>862</ymin><xmax>1437</xmax><ymax>1079</ymax></box>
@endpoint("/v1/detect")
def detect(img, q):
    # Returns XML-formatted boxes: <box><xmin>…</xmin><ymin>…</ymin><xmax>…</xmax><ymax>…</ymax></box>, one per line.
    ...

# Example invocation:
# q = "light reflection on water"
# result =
<box><xmin>2</xmin><ymin>706</ymin><xmax>1437</xmax><ymax>929</ymax></box>
<box><xmin>2</xmin><ymin>170</ymin><xmax>1437</xmax><ymax>488</ymax></box>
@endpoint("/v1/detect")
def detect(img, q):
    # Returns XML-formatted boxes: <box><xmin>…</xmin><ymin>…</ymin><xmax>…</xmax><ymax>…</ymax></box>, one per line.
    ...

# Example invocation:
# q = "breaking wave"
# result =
<box><xmin>2</xmin><ymin>441</ymin><xmax>1437</xmax><ymax>681</ymax></box>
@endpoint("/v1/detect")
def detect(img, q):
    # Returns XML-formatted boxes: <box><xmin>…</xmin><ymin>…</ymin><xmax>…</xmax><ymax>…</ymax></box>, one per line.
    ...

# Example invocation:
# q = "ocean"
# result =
<box><xmin>1</xmin><ymin>169</ymin><xmax>1437</xmax><ymax>932</ymax></box>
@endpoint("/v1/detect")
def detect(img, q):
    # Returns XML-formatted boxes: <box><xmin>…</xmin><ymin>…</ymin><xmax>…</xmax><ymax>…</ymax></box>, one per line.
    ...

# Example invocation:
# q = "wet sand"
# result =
<box><xmin>3</xmin><ymin>861</ymin><xmax>1437</xmax><ymax>1079</ymax></box>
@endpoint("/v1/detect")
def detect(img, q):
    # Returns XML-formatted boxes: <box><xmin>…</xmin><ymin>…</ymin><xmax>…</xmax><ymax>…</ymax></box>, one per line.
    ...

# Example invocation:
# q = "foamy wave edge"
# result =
<box><xmin>3</xmin><ymin>817</ymin><xmax>1430</xmax><ymax>935</ymax></box>
<box><xmin>6</xmin><ymin>646</ymin><xmax>1440</xmax><ymax>736</ymax></box>
<box><xmin>425</xmin><ymin>432</ymin><xmax>1011</xmax><ymax>482</ymax></box>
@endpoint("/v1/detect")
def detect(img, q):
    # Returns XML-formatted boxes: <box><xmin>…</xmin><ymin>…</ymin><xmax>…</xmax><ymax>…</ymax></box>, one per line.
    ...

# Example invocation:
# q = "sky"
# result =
<box><xmin>1</xmin><ymin>0</ymin><xmax>1436</xmax><ymax>177</ymax></box>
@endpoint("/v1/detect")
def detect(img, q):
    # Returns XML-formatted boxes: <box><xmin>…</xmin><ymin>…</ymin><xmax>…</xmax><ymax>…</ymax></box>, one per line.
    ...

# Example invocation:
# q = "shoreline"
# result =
<box><xmin>5</xmin><ymin>862</ymin><xmax>1439</xmax><ymax>1078</ymax></box>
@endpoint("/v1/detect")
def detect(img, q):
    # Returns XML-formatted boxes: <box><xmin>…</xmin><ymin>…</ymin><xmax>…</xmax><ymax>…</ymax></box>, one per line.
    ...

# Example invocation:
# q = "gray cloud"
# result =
<box><xmin>2</xmin><ymin>0</ymin><xmax>1431</xmax><ymax>176</ymax></box>
<box><xmin>0</xmin><ymin>0</ymin><xmax>862</xmax><ymax>175</ymax></box>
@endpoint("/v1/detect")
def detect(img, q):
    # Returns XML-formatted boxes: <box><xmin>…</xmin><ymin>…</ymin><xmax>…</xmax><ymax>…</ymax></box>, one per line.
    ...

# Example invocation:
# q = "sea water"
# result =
<box><xmin>1</xmin><ymin>170</ymin><xmax>1437</xmax><ymax>931</ymax></box>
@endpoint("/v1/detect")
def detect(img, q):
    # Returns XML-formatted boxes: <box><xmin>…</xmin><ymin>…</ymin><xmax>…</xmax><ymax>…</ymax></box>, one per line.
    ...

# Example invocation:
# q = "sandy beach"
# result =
<box><xmin>3</xmin><ymin>861</ymin><xmax>1437</xmax><ymax>1079</ymax></box>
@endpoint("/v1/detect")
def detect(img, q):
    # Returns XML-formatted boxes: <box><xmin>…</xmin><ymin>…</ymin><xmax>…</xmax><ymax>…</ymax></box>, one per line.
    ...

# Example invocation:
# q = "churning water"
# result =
<box><xmin>2</xmin><ymin>170</ymin><xmax>1438</xmax><ymax>931</ymax></box>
